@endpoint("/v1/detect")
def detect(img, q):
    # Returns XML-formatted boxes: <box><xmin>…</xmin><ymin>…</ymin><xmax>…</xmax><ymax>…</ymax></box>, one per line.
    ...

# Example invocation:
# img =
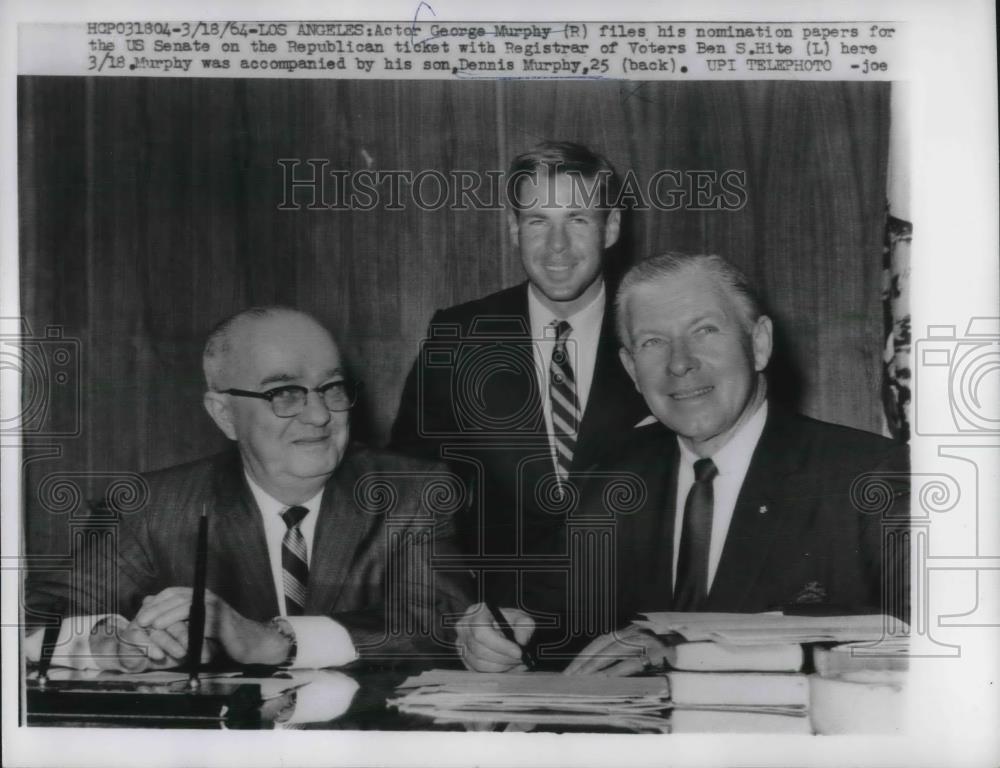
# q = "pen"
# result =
<box><xmin>484</xmin><ymin>599</ymin><xmax>537</xmax><ymax>671</ymax></box>
<box><xmin>35</xmin><ymin>619</ymin><xmax>62</xmax><ymax>687</ymax></box>
<box><xmin>468</xmin><ymin>569</ymin><xmax>537</xmax><ymax>670</ymax></box>
<box><xmin>185</xmin><ymin>504</ymin><xmax>209</xmax><ymax>690</ymax></box>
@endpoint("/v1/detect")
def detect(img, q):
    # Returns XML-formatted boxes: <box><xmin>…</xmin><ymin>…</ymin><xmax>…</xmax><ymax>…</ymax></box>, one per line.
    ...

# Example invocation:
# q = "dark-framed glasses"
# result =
<box><xmin>222</xmin><ymin>379</ymin><xmax>359</xmax><ymax>418</ymax></box>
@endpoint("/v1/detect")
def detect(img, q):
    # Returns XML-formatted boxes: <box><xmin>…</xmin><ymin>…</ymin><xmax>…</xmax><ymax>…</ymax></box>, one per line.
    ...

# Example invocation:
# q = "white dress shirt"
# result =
<box><xmin>242</xmin><ymin>472</ymin><xmax>357</xmax><ymax>668</ymax></box>
<box><xmin>672</xmin><ymin>401</ymin><xmax>769</xmax><ymax>592</ymax></box>
<box><xmin>527</xmin><ymin>281</ymin><xmax>606</xmax><ymax>466</ymax></box>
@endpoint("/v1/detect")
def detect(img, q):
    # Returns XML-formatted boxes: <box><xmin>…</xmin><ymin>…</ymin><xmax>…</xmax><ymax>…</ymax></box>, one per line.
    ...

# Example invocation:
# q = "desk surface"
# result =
<box><xmin>30</xmin><ymin>662</ymin><xmax>901</xmax><ymax>734</ymax></box>
<box><xmin>25</xmin><ymin>662</ymin><xmax>669</xmax><ymax>732</ymax></box>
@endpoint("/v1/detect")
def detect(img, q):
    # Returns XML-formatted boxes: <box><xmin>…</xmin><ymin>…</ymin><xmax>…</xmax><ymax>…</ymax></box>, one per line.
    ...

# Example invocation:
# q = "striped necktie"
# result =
<box><xmin>280</xmin><ymin>505</ymin><xmax>310</xmax><ymax>616</ymax></box>
<box><xmin>673</xmin><ymin>458</ymin><xmax>719</xmax><ymax>611</ymax></box>
<box><xmin>549</xmin><ymin>319</ymin><xmax>580</xmax><ymax>482</ymax></box>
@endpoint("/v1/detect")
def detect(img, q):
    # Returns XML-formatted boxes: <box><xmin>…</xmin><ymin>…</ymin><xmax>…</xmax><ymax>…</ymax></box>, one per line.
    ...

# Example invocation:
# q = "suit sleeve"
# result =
<box><xmin>23</xmin><ymin>494</ymin><xmax>156</xmax><ymax>628</ymax></box>
<box><xmin>334</xmin><ymin>471</ymin><xmax>473</xmax><ymax>663</ymax></box>
<box><xmin>59</xmin><ymin>498</ymin><xmax>162</xmax><ymax>621</ymax></box>
<box><xmin>22</xmin><ymin>496</ymin><xmax>163</xmax><ymax>669</ymax></box>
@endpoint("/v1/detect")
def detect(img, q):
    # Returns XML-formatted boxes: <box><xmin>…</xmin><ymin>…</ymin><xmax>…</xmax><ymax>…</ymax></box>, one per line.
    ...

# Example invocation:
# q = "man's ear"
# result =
<box><xmin>203</xmin><ymin>392</ymin><xmax>237</xmax><ymax>441</ymax></box>
<box><xmin>506</xmin><ymin>210</ymin><xmax>520</xmax><ymax>248</ymax></box>
<box><xmin>618</xmin><ymin>345</ymin><xmax>640</xmax><ymax>391</ymax></box>
<box><xmin>603</xmin><ymin>208</ymin><xmax>622</xmax><ymax>249</ymax></box>
<box><xmin>751</xmin><ymin>315</ymin><xmax>774</xmax><ymax>372</ymax></box>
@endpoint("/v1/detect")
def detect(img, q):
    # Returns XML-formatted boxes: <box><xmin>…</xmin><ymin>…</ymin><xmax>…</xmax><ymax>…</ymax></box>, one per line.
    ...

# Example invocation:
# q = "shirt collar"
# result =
<box><xmin>677</xmin><ymin>400</ymin><xmax>769</xmax><ymax>475</ymax></box>
<box><xmin>528</xmin><ymin>281</ymin><xmax>606</xmax><ymax>342</ymax></box>
<box><xmin>243</xmin><ymin>471</ymin><xmax>324</xmax><ymax>519</ymax></box>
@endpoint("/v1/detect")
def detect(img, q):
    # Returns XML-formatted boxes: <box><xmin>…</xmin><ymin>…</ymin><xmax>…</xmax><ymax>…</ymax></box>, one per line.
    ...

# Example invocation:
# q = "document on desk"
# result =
<box><xmin>663</xmin><ymin>640</ymin><xmax>804</xmax><ymax>671</ymax></box>
<box><xmin>666</xmin><ymin>671</ymin><xmax>810</xmax><ymax>708</ymax></box>
<box><xmin>397</xmin><ymin>669</ymin><xmax>670</xmax><ymax>696</ymax></box>
<box><xmin>390</xmin><ymin>670</ymin><xmax>672</xmax><ymax>732</ymax></box>
<box><xmin>670</xmin><ymin>708</ymin><xmax>812</xmax><ymax>734</ymax></box>
<box><xmin>812</xmin><ymin>638</ymin><xmax>910</xmax><ymax>678</ymax></box>
<box><xmin>635</xmin><ymin>612</ymin><xmax>908</xmax><ymax>645</ymax></box>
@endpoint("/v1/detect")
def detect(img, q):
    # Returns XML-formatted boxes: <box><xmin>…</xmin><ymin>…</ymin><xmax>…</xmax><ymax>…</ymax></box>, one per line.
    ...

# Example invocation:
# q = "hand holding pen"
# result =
<box><xmin>484</xmin><ymin>601</ymin><xmax>537</xmax><ymax>669</ymax></box>
<box><xmin>455</xmin><ymin>601</ymin><xmax>537</xmax><ymax>673</ymax></box>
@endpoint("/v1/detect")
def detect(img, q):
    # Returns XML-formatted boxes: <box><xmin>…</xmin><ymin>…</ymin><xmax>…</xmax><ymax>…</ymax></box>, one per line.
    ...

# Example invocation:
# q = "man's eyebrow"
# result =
<box><xmin>631</xmin><ymin>327</ymin><xmax>659</xmax><ymax>337</ymax></box>
<box><xmin>631</xmin><ymin>312</ymin><xmax>727</xmax><ymax>337</ymax></box>
<box><xmin>258</xmin><ymin>373</ymin><xmax>298</xmax><ymax>387</ymax></box>
<box><xmin>687</xmin><ymin>312</ymin><xmax>726</xmax><ymax>326</ymax></box>
<box><xmin>258</xmin><ymin>367</ymin><xmax>345</xmax><ymax>388</ymax></box>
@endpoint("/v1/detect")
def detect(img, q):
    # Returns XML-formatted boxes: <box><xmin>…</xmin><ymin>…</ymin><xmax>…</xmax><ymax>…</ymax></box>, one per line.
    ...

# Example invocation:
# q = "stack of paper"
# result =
<box><xmin>812</xmin><ymin>638</ymin><xmax>910</xmax><ymax>679</ymax></box>
<box><xmin>635</xmin><ymin>612</ymin><xmax>908</xmax><ymax>645</ymax></box>
<box><xmin>667</xmin><ymin>670</ymin><xmax>811</xmax><ymax>733</ymax></box>
<box><xmin>389</xmin><ymin>670</ymin><xmax>672</xmax><ymax>732</ymax></box>
<box><xmin>670</xmin><ymin>708</ymin><xmax>812</xmax><ymax>733</ymax></box>
<box><xmin>664</xmin><ymin>641</ymin><xmax>804</xmax><ymax>672</ymax></box>
<box><xmin>633</xmin><ymin>614</ymin><xmax>909</xmax><ymax>733</ymax></box>
<box><xmin>668</xmin><ymin>671</ymin><xmax>809</xmax><ymax>707</ymax></box>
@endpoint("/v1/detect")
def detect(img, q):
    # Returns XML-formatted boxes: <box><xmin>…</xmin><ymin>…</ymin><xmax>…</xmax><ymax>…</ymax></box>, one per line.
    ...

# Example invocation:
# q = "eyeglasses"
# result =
<box><xmin>221</xmin><ymin>380</ymin><xmax>359</xmax><ymax>418</ymax></box>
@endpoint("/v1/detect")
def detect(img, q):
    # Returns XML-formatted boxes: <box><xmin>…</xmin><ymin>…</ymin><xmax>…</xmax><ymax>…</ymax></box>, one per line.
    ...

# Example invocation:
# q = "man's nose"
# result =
<box><xmin>666</xmin><ymin>340</ymin><xmax>698</xmax><ymax>376</ymax></box>
<box><xmin>298</xmin><ymin>390</ymin><xmax>332</xmax><ymax>425</ymax></box>
<box><xmin>547</xmin><ymin>222</ymin><xmax>568</xmax><ymax>253</ymax></box>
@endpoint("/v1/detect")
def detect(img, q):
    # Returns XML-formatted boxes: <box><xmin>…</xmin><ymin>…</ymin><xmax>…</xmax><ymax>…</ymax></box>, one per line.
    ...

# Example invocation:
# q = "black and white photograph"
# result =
<box><xmin>2</xmin><ymin>1</ymin><xmax>997</xmax><ymax>766</ymax></box>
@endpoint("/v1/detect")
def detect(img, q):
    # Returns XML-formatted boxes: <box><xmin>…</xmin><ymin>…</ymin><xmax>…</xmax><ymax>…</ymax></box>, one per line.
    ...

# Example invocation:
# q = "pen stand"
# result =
<box><xmin>26</xmin><ymin>678</ymin><xmax>263</xmax><ymax>729</ymax></box>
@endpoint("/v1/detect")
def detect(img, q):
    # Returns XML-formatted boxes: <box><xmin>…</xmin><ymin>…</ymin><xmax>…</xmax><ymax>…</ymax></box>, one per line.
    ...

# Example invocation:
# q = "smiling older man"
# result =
<box><xmin>27</xmin><ymin>307</ymin><xmax>470</xmax><ymax>671</ymax></box>
<box><xmin>459</xmin><ymin>253</ymin><xmax>909</xmax><ymax>674</ymax></box>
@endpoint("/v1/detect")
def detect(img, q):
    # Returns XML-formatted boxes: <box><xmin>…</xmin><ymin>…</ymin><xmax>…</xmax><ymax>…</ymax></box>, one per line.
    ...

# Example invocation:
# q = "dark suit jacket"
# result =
<box><xmin>536</xmin><ymin>407</ymin><xmax>910</xmax><ymax>659</ymax></box>
<box><xmin>390</xmin><ymin>282</ymin><xmax>649</xmax><ymax>606</ymax></box>
<box><xmin>36</xmin><ymin>445</ymin><xmax>472</xmax><ymax>663</ymax></box>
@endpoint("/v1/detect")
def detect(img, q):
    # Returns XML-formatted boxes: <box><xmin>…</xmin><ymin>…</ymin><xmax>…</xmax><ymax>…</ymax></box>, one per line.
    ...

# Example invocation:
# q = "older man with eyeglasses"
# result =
<box><xmin>26</xmin><ymin>306</ymin><xmax>471</xmax><ymax>672</ymax></box>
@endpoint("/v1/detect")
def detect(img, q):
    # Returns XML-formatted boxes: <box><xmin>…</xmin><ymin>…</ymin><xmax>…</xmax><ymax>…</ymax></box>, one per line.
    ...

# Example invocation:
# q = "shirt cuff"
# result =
<box><xmin>24</xmin><ymin>615</ymin><xmax>121</xmax><ymax>670</ymax></box>
<box><xmin>282</xmin><ymin>616</ymin><xmax>358</xmax><ymax>668</ymax></box>
<box><xmin>280</xmin><ymin>671</ymin><xmax>360</xmax><ymax>726</ymax></box>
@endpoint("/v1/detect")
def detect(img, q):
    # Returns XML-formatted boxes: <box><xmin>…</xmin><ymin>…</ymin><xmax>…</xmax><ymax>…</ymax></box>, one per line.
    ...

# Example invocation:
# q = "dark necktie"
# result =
<box><xmin>549</xmin><ymin>319</ymin><xmax>580</xmax><ymax>482</ymax></box>
<box><xmin>281</xmin><ymin>505</ymin><xmax>310</xmax><ymax>616</ymax></box>
<box><xmin>673</xmin><ymin>458</ymin><xmax>719</xmax><ymax>611</ymax></box>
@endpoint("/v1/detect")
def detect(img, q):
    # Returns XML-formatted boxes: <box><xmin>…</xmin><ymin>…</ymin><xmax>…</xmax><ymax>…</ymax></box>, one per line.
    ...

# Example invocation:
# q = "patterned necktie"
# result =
<box><xmin>280</xmin><ymin>505</ymin><xmax>310</xmax><ymax>616</ymax></box>
<box><xmin>673</xmin><ymin>458</ymin><xmax>719</xmax><ymax>611</ymax></box>
<box><xmin>549</xmin><ymin>319</ymin><xmax>580</xmax><ymax>481</ymax></box>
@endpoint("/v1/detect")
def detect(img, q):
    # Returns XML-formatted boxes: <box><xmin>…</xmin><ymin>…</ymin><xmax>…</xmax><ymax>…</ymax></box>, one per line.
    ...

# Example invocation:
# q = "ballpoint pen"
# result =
<box><xmin>484</xmin><ymin>598</ymin><xmax>537</xmax><ymax>670</ymax></box>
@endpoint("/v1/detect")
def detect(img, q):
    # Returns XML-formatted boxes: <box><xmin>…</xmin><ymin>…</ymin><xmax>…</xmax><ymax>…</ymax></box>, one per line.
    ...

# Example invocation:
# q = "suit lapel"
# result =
<box><xmin>210</xmin><ymin>451</ymin><xmax>279</xmax><ymax>621</ymax></box>
<box><xmin>478</xmin><ymin>283</ymin><xmax>546</xmax><ymax>437</ymax></box>
<box><xmin>305</xmin><ymin>450</ymin><xmax>373</xmax><ymax>614</ymax></box>
<box><xmin>614</xmin><ymin>427</ymin><xmax>679</xmax><ymax>616</ymax></box>
<box><xmin>707</xmin><ymin>409</ymin><xmax>808</xmax><ymax>610</ymax></box>
<box><xmin>573</xmin><ymin>305</ymin><xmax>643</xmax><ymax>470</ymax></box>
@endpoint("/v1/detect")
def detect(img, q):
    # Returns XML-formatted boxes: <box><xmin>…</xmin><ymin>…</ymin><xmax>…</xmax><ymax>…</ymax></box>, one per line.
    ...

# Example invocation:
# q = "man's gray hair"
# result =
<box><xmin>615</xmin><ymin>253</ymin><xmax>765</xmax><ymax>346</ymax></box>
<box><xmin>202</xmin><ymin>305</ymin><xmax>300</xmax><ymax>391</ymax></box>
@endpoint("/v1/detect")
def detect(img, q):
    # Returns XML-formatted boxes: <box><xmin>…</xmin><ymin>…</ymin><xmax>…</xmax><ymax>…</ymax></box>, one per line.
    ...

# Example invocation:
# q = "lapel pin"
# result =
<box><xmin>758</xmin><ymin>505</ymin><xmax>768</xmax><ymax>515</ymax></box>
